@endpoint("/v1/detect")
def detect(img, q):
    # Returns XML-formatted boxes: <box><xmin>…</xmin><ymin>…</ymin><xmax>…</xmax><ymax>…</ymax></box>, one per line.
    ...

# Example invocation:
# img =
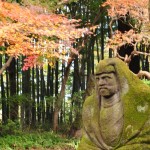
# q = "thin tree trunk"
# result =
<box><xmin>107</xmin><ymin>17</ymin><xmax>113</xmax><ymax>58</ymax></box>
<box><xmin>50</xmin><ymin>68</ymin><xmax>54</xmax><ymax>125</ymax></box>
<box><xmin>0</xmin><ymin>56</ymin><xmax>7</xmax><ymax>124</ymax></box>
<box><xmin>5</xmin><ymin>56</ymin><xmax>9</xmax><ymax>120</ymax></box>
<box><xmin>60</xmin><ymin>62</ymin><xmax>65</xmax><ymax>124</ymax></box>
<box><xmin>69</xmin><ymin>56</ymin><xmax>80</xmax><ymax>124</ymax></box>
<box><xmin>40</xmin><ymin>68</ymin><xmax>45</xmax><ymax>126</ymax></box>
<box><xmin>8</xmin><ymin>58</ymin><xmax>18</xmax><ymax>121</ymax></box>
<box><xmin>87</xmin><ymin>36</ymin><xmax>95</xmax><ymax>80</ymax></box>
<box><xmin>0</xmin><ymin>56</ymin><xmax>13</xmax><ymax>75</ymax></box>
<box><xmin>31</xmin><ymin>68</ymin><xmax>36</xmax><ymax>128</ymax></box>
<box><xmin>148</xmin><ymin>0</ymin><xmax>150</xmax><ymax>21</ymax></box>
<box><xmin>53</xmin><ymin>61</ymin><xmax>59</xmax><ymax>131</ymax></box>
<box><xmin>101</xmin><ymin>19</ymin><xmax>104</xmax><ymax>60</ymax></box>
<box><xmin>22</xmin><ymin>67</ymin><xmax>31</xmax><ymax>126</ymax></box>
<box><xmin>80</xmin><ymin>53</ymin><xmax>86</xmax><ymax>91</ymax></box>
<box><xmin>36</xmin><ymin>67</ymin><xmax>41</xmax><ymax>123</ymax></box>
<box><xmin>53</xmin><ymin>60</ymin><xmax>72</xmax><ymax>132</ymax></box>
<box><xmin>96</xmin><ymin>35</ymin><xmax>100</xmax><ymax>62</ymax></box>
<box><xmin>46</xmin><ymin>65</ymin><xmax>50</xmax><ymax>124</ymax></box>
<box><xmin>91</xmin><ymin>36</ymin><xmax>95</xmax><ymax>74</ymax></box>
<box><xmin>16</xmin><ymin>59</ymin><xmax>19</xmax><ymax>94</ymax></box>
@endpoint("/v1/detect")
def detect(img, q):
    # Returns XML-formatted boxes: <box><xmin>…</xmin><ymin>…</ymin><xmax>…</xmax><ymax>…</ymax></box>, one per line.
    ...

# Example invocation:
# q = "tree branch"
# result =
<box><xmin>0</xmin><ymin>56</ymin><xmax>13</xmax><ymax>75</ymax></box>
<box><xmin>137</xmin><ymin>70</ymin><xmax>150</xmax><ymax>79</ymax></box>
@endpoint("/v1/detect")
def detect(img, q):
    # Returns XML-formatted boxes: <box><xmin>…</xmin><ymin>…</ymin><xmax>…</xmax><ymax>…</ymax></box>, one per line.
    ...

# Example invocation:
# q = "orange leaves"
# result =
<box><xmin>0</xmin><ymin>1</ymin><xmax>91</xmax><ymax>69</ymax></box>
<box><xmin>103</xmin><ymin>0</ymin><xmax>149</xmax><ymax>23</ymax></box>
<box><xmin>0</xmin><ymin>23</ymin><xmax>32</xmax><ymax>57</ymax></box>
<box><xmin>0</xmin><ymin>1</ymin><xmax>35</xmax><ymax>23</ymax></box>
<box><xmin>104</xmin><ymin>0</ymin><xmax>150</xmax><ymax>57</ymax></box>
<box><xmin>106</xmin><ymin>29</ymin><xmax>149</xmax><ymax>55</ymax></box>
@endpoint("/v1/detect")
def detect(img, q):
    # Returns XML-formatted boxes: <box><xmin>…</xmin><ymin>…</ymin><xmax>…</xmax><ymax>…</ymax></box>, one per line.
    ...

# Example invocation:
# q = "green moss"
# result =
<box><xmin>78</xmin><ymin>58</ymin><xmax>150</xmax><ymax>150</ymax></box>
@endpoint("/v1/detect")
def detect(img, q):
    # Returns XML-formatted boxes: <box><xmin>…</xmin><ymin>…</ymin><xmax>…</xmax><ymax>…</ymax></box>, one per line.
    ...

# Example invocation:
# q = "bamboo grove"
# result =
<box><xmin>0</xmin><ymin>0</ymin><xmax>150</xmax><ymax>134</ymax></box>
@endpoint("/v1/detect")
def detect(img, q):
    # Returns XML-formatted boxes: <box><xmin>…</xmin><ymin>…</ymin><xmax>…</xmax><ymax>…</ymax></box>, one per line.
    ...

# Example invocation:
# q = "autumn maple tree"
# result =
<box><xmin>0</xmin><ymin>0</ymin><xmax>95</xmax><ymax>131</ymax></box>
<box><xmin>103</xmin><ymin>0</ymin><xmax>150</xmax><ymax>63</ymax></box>
<box><xmin>0</xmin><ymin>0</ymin><xmax>91</xmax><ymax>72</ymax></box>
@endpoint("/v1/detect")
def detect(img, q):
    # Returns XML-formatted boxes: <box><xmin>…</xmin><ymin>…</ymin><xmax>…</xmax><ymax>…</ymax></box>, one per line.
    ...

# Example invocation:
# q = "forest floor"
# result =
<box><xmin>0</xmin><ymin>131</ymin><xmax>79</xmax><ymax>150</ymax></box>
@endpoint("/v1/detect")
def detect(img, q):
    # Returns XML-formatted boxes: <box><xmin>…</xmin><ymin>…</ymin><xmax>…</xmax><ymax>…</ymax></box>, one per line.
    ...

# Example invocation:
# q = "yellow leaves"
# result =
<box><xmin>90</xmin><ymin>25</ymin><xmax>99</xmax><ymax>32</ymax></box>
<box><xmin>61</xmin><ymin>50</ymin><xmax>67</xmax><ymax>55</ymax></box>
<box><xmin>48</xmin><ymin>61</ymin><xmax>54</xmax><ymax>67</ymax></box>
<box><xmin>48</xmin><ymin>60</ymin><xmax>55</xmax><ymax>68</ymax></box>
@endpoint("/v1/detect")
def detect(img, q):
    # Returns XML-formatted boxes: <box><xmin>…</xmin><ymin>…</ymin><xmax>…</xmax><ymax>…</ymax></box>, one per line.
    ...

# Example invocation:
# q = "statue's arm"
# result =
<box><xmin>116</xmin><ymin>143</ymin><xmax>150</xmax><ymax>150</ymax></box>
<box><xmin>116</xmin><ymin>125</ymin><xmax>150</xmax><ymax>150</ymax></box>
<box><xmin>77</xmin><ymin>131</ymin><xmax>101</xmax><ymax>150</ymax></box>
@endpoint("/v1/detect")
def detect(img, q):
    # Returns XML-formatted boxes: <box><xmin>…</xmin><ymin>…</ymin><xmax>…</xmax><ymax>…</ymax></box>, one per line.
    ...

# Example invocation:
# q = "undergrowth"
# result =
<box><xmin>0</xmin><ymin>131</ymin><xmax>80</xmax><ymax>150</ymax></box>
<box><xmin>142</xmin><ymin>79</ymin><xmax>150</xmax><ymax>86</ymax></box>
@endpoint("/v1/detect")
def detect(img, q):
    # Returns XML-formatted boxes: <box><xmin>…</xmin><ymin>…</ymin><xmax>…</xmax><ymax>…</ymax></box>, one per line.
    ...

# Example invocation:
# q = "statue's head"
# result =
<box><xmin>95</xmin><ymin>58</ymin><xmax>129</xmax><ymax>98</ymax></box>
<box><xmin>95</xmin><ymin>68</ymin><xmax>119</xmax><ymax>98</ymax></box>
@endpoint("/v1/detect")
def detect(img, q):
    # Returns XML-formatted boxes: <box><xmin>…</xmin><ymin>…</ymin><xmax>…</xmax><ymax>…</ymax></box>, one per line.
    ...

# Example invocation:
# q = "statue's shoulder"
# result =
<box><xmin>82</xmin><ymin>94</ymin><xmax>97</xmax><ymax>121</ymax></box>
<box><xmin>83</xmin><ymin>94</ymin><xmax>97</xmax><ymax>112</ymax></box>
<box><xmin>84</xmin><ymin>93</ymin><xmax>96</xmax><ymax>104</ymax></box>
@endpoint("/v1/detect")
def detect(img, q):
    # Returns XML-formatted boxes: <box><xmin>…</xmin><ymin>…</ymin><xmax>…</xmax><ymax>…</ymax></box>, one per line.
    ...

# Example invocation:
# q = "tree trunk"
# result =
<box><xmin>96</xmin><ymin>35</ymin><xmax>100</xmax><ymax>62</ymax></box>
<box><xmin>53</xmin><ymin>61</ymin><xmax>59</xmax><ymax>131</ymax></box>
<box><xmin>47</xmin><ymin>66</ymin><xmax>54</xmax><ymax>126</ymax></box>
<box><xmin>0</xmin><ymin>56</ymin><xmax>7</xmax><ymax>124</ymax></box>
<box><xmin>101</xmin><ymin>19</ymin><xmax>104</xmax><ymax>60</ymax></box>
<box><xmin>46</xmin><ymin>65</ymin><xmax>50</xmax><ymax>124</ymax></box>
<box><xmin>87</xmin><ymin>36</ymin><xmax>95</xmax><ymax>80</ymax></box>
<box><xmin>8</xmin><ymin>58</ymin><xmax>18</xmax><ymax>121</ymax></box>
<box><xmin>40</xmin><ymin>68</ymin><xmax>45</xmax><ymax>126</ymax></box>
<box><xmin>50</xmin><ymin>68</ymin><xmax>54</xmax><ymax>125</ymax></box>
<box><xmin>5</xmin><ymin>56</ymin><xmax>9</xmax><ymax>120</ymax></box>
<box><xmin>148</xmin><ymin>0</ymin><xmax>150</xmax><ymax>21</ymax></box>
<box><xmin>22</xmin><ymin>66</ymin><xmax>31</xmax><ymax>126</ymax></box>
<box><xmin>80</xmin><ymin>53</ymin><xmax>86</xmax><ymax>91</ymax></box>
<box><xmin>31</xmin><ymin>68</ymin><xmax>36</xmax><ymax>128</ymax></box>
<box><xmin>36</xmin><ymin>67</ymin><xmax>41</xmax><ymax>123</ymax></box>
<box><xmin>53</xmin><ymin>60</ymin><xmax>72</xmax><ymax>132</ymax></box>
<box><xmin>69</xmin><ymin>56</ymin><xmax>80</xmax><ymax>124</ymax></box>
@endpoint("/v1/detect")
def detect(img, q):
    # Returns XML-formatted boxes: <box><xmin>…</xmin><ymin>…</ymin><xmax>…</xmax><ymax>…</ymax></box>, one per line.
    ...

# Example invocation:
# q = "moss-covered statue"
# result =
<box><xmin>78</xmin><ymin>58</ymin><xmax>150</xmax><ymax>150</ymax></box>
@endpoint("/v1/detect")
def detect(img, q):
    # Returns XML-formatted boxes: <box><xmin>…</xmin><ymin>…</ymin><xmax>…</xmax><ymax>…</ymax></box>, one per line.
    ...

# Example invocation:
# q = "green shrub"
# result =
<box><xmin>0</xmin><ymin>119</ymin><xmax>21</xmax><ymax>136</ymax></box>
<box><xmin>0</xmin><ymin>131</ymin><xmax>78</xmax><ymax>149</ymax></box>
<box><xmin>142</xmin><ymin>79</ymin><xmax>150</xmax><ymax>86</ymax></box>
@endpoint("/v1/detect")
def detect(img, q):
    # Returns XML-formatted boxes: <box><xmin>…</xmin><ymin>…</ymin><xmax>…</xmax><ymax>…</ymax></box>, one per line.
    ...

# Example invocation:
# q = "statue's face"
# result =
<box><xmin>95</xmin><ymin>72</ymin><xmax>119</xmax><ymax>98</ymax></box>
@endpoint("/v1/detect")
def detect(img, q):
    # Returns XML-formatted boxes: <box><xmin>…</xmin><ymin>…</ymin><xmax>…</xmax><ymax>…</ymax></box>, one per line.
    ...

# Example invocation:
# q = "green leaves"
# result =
<box><xmin>0</xmin><ymin>131</ymin><xmax>77</xmax><ymax>149</ymax></box>
<box><xmin>0</xmin><ymin>46</ymin><xmax>6</xmax><ymax>52</ymax></box>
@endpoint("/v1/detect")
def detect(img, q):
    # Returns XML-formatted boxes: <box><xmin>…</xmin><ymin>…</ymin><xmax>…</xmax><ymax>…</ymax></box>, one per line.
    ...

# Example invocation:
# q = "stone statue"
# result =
<box><xmin>78</xmin><ymin>58</ymin><xmax>150</xmax><ymax>150</ymax></box>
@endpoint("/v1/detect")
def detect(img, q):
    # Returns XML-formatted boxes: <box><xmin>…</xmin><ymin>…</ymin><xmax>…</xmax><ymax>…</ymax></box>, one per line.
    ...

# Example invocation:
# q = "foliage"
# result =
<box><xmin>103</xmin><ymin>0</ymin><xmax>150</xmax><ymax>58</ymax></box>
<box><xmin>107</xmin><ymin>29</ymin><xmax>149</xmax><ymax>53</ymax></box>
<box><xmin>103</xmin><ymin>0</ymin><xmax>148</xmax><ymax>25</ymax></box>
<box><xmin>71</xmin><ymin>91</ymin><xmax>84</xmax><ymax>119</ymax></box>
<box><xmin>21</xmin><ymin>0</ymin><xmax>79</xmax><ymax>11</ymax></box>
<box><xmin>0</xmin><ymin>1</ymin><xmax>92</xmax><ymax>70</ymax></box>
<box><xmin>0</xmin><ymin>131</ymin><xmax>78</xmax><ymax>149</ymax></box>
<box><xmin>142</xmin><ymin>79</ymin><xmax>150</xmax><ymax>86</ymax></box>
<box><xmin>0</xmin><ymin>119</ymin><xmax>21</xmax><ymax>136</ymax></box>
